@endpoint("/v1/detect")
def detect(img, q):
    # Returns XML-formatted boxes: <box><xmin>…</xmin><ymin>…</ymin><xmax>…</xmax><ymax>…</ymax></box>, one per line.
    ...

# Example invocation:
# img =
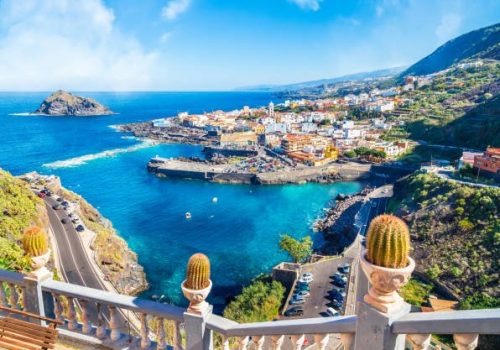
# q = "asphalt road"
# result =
<box><xmin>43</xmin><ymin>196</ymin><xmax>131</xmax><ymax>334</ymax></box>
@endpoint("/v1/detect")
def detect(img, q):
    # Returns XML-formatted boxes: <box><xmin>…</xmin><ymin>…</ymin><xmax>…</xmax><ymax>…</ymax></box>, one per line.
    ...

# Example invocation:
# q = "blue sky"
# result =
<box><xmin>0</xmin><ymin>0</ymin><xmax>498</xmax><ymax>91</ymax></box>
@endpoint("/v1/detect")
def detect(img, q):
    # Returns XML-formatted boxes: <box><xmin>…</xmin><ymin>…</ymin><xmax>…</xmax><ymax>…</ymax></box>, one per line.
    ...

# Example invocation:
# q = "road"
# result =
<box><xmin>44</xmin><ymin>196</ymin><xmax>131</xmax><ymax>334</ymax></box>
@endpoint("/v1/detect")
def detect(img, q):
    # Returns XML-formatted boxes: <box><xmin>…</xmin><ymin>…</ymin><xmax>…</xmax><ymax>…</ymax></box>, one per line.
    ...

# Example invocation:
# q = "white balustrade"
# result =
<box><xmin>109</xmin><ymin>305</ymin><xmax>121</xmax><ymax>341</ymax></box>
<box><xmin>290</xmin><ymin>334</ymin><xmax>305</xmax><ymax>350</ymax></box>
<box><xmin>313</xmin><ymin>334</ymin><xmax>329</xmax><ymax>350</ymax></box>
<box><xmin>8</xmin><ymin>283</ymin><xmax>17</xmax><ymax>308</ymax></box>
<box><xmin>156</xmin><ymin>317</ymin><xmax>166</xmax><ymax>350</ymax></box>
<box><xmin>66</xmin><ymin>296</ymin><xmax>78</xmax><ymax>330</ymax></box>
<box><xmin>139</xmin><ymin>313</ymin><xmax>151</xmax><ymax>349</ymax></box>
<box><xmin>252</xmin><ymin>335</ymin><xmax>264</xmax><ymax>350</ymax></box>
<box><xmin>340</xmin><ymin>333</ymin><xmax>354</xmax><ymax>350</ymax></box>
<box><xmin>238</xmin><ymin>336</ymin><xmax>249</xmax><ymax>350</ymax></box>
<box><xmin>271</xmin><ymin>335</ymin><xmax>284</xmax><ymax>350</ymax></box>
<box><xmin>95</xmin><ymin>303</ymin><xmax>107</xmax><ymax>339</ymax></box>
<box><xmin>173</xmin><ymin>321</ymin><xmax>183</xmax><ymax>350</ymax></box>
<box><xmin>79</xmin><ymin>299</ymin><xmax>92</xmax><ymax>334</ymax></box>
<box><xmin>407</xmin><ymin>334</ymin><xmax>431</xmax><ymax>350</ymax></box>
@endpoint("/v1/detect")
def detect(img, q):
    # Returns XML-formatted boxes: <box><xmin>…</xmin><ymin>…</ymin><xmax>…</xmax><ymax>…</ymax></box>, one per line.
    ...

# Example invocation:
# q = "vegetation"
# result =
<box><xmin>279</xmin><ymin>234</ymin><xmax>313</xmax><ymax>263</ymax></box>
<box><xmin>223</xmin><ymin>275</ymin><xmax>285</xmax><ymax>323</ymax></box>
<box><xmin>0</xmin><ymin>170</ymin><xmax>47</xmax><ymax>271</ymax></box>
<box><xmin>354</xmin><ymin>147</ymin><xmax>386</xmax><ymax>159</ymax></box>
<box><xmin>400</xmin><ymin>278</ymin><xmax>434</xmax><ymax>306</ymax></box>
<box><xmin>184</xmin><ymin>253</ymin><xmax>211</xmax><ymax>290</ymax></box>
<box><xmin>400</xmin><ymin>23</ymin><xmax>500</xmax><ymax>77</ymax></box>
<box><xmin>389</xmin><ymin>172</ymin><xmax>499</xmax><ymax>305</ymax></box>
<box><xmin>22</xmin><ymin>226</ymin><xmax>48</xmax><ymax>257</ymax></box>
<box><xmin>365</xmin><ymin>214</ymin><xmax>410</xmax><ymax>269</ymax></box>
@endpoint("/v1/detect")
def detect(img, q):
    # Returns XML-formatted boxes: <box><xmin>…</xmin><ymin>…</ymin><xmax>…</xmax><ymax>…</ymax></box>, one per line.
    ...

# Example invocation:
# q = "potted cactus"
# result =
<box><xmin>181</xmin><ymin>253</ymin><xmax>212</xmax><ymax>314</ymax></box>
<box><xmin>22</xmin><ymin>226</ymin><xmax>51</xmax><ymax>274</ymax></box>
<box><xmin>360</xmin><ymin>214</ymin><xmax>415</xmax><ymax>314</ymax></box>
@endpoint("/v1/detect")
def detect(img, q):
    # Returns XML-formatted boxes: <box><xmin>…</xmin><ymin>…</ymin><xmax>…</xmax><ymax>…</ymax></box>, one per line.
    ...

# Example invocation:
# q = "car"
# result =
<box><xmin>52</xmin><ymin>204</ymin><xmax>62</xmax><ymax>210</ymax></box>
<box><xmin>45</xmin><ymin>191</ymin><xmax>52</xmax><ymax>197</ymax></box>
<box><xmin>71</xmin><ymin>219</ymin><xmax>79</xmax><ymax>224</ymax></box>
<box><xmin>75</xmin><ymin>225</ymin><xmax>85</xmax><ymax>232</ymax></box>
<box><xmin>295</xmin><ymin>283</ymin><xmax>310</xmax><ymax>291</ymax></box>
<box><xmin>68</xmin><ymin>213</ymin><xmax>74</xmax><ymax>218</ymax></box>
<box><xmin>298</xmin><ymin>273</ymin><xmax>313</xmax><ymax>284</ymax></box>
<box><xmin>331</xmin><ymin>299</ymin><xmax>343</xmax><ymax>309</ymax></box>
<box><xmin>338</xmin><ymin>263</ymin><xmax>350</xmax><ymax>274</ymax></box>
<box><xmin>294</xmin><ymin>290</ymin><xmax>310</xmax><ymax>298</ymax></box>
<box><xmin>361</xmin><ymin>237</ymin><xmax>366</xmax><ymax>247</ymax></box>
<box><xmin>62</xmin><ymin>201</ymin><xmax>69</xmax><ymax>206</ymax></box>
<box><xmin>284</xmin><ymin>307</ymin><xmax>304</xmax><ymax>317</ymax></box>
<box><xmin>37</xmin><ymin>192</ymin><xmax>46</xmax><ymax>199</ymax></box>
<box><xmin>56</xmin><ymin>197</ymin><xmax>63</xmax><ymax>202</ymax></box>
<box><xmin>289</xmin><ymin>297</ymin><xmax>305</xmax><ymax>305</ymax></box>
<box><xmin>333</xmin><ymin>277</ymin><xmax>346</xmax><ymax>288</ymax></box>
<box><xmin>330</xmin><ymin>289</ymin><xmax>346</xmax><ymax>300</ymax></box>
<box><xmin>326</xmin><ymin>307</ymin><xmax>339</xmax><ymax>317</ymax></box>
<box><xmin>61</xmin><ymin>218</ymin><xmax>68</xmax><ymax>224</ymax></box>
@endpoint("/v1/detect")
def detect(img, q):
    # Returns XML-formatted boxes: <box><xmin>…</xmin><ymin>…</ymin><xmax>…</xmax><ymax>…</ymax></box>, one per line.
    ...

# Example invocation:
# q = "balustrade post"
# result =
<box><xmin>66</xmin><ymin>297</ymin><xmax>78</xmax><ymax>330</ymax></box>
<box><xmin>139</xmin><ymin>313</ymin><xmax>151</xmax><ymax>349</ymax></box>
<box><xmin>453</xmin><ymin>334</ymin><xmax>478</xmax><ymax>350</ymax></box>
<box><xmin>109</xmin><ymin>305</ymin><xmax>121</xmax><ymax>341</ymax></box>
<box><xmin>79</xmin><ymin>299</ymin><xmax>92</xmax><ymax>334</ymax></box>
<box><xmin>340</xmin><ymin>333</ymin><xmax>353</xmax><ymax>350</ymax></box>
<box><xmin>183</xmin><ymin>308</ymin><xmax>213</xmax><ymax>350</ymax></box>
<box><xmin>23</xmin><ymin>246</ymin><xmax>53</xmax><ymax>322</ymax></box>
<box><xmin>407</xmin><ymin>334</ymin><xmax>431</xmax><ymax>350</ymax></box>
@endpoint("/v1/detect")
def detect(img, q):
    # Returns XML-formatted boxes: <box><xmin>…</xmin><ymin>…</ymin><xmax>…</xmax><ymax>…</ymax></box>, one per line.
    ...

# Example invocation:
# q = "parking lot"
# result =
<box><xmin>283</xmin><ymin>256</ymin><xmax>353</xmax><ymax>319</ymax></box>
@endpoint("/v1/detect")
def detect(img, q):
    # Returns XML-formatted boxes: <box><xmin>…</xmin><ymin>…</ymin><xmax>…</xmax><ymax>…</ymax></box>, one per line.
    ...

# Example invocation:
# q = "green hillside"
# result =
<box><xmin>401</xmin><ymin>23</ymin><xmax>500</xmax><ymax>77</ymax></box>
<box><xmin>0</xmin><ymin>169</ymin><xmax>47</xmax><ymax>271</ymax></box>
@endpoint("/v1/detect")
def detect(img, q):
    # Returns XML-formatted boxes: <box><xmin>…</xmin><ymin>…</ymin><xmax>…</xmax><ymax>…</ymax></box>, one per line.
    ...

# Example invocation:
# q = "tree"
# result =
<box><xmin>279</xmin><ymin>235</ymin><xmax>313</xmax><ymax>263</ymax></box>
<box><xmin>343</xmin><ymin>150</ymin><xmax>356</xmax><ymax>158</ymax></box>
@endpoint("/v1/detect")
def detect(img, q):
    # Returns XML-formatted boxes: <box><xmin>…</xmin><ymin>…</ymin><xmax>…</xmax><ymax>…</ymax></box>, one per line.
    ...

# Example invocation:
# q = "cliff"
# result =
<box><xmin>34</xmin><ymin>90</ymin><xmax>114</xmax><ymax>116</ymax></box>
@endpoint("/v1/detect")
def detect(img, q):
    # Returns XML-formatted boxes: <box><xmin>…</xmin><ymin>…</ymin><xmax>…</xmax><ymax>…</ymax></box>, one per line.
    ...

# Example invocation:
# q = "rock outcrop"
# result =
<box><xmin>34</xmin><ymin>90</ymin><xmax>114</xmax><ymax>116</ymax></box>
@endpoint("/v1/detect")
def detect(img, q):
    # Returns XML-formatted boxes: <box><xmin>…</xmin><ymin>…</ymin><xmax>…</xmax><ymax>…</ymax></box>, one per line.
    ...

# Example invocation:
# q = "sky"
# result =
<box><xmin>0</xmin><ymin>0</ymin><xmax>498</xmax><ymax>91</ymax></box>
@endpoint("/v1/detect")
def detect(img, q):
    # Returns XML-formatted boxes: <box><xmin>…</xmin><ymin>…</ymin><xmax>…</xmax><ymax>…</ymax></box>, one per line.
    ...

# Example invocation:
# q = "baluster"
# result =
<box><xmin>290</xmin><ymin>334</ymin><xmax>305</xmax><ymax>350</ymax></box>
<box><xmin>271</xmin><ymin>335</ymin><xmax>284</xmax><ymax>350</ymax></box>
<box><xmin>221</xmin><ymin>335</ymin><xmax>230</xmax><ymax>350</ymax></box>
<box><xmin>407</xmin><ymin>334</ymin><xmax>431</xmax><ymax>350</ymax></box>
<box><xmin>20</xmin><ymin>286</ymin><xmax>27</xmax><ymax>310</ymax></box>
<box><xmin>340</xmin><ymin>333</ymin><xmax>354</xmax><ymax>350</ymax></box>
<box><xmin>156</xmin><ymin>317</ymin><xmax>166</xmax><ymax>350</ymax></box>
<box><xmin>109</xmin><ymin>305</ymin><xmax>121</xmax><ymax>341</ymax></box>
<box><xmin>0</xmin><ymin>283</ymin><xmax>5</xmax><ymax>307</ymax></box>
<box><xmin>173</xmin><ymin>321</ymin><xmax>183</xmax><ymax>350</ymax></box>
<box><xmin>313</xmin><ymin>334</ymin><xmax>329</xmax><ymax>350</ymax></box>
<box><xmin>8</xmin><ymin>283</ymin><xmax>17</xmax><ymax>308</ymax></box>
<box><xmin>453</xmin><ymin>334</ymin><xmax>479</xmax><ymax>350</ymax></box>
<box><xmin>79</xmin><ymin>300</ymin><xmax>92</xmax><ymax>334</ymax></box>
<box><xmin>139</xmin><ymin>313</ymin><xmax>151</xmax><ymax>349</ymax></box>
<box><xmin>252</xmin><ymin>336</ymin><xmax>265</xmax><ymax>350</ymax></box>
<box><xmin>238</xmin><ymin>336</ymin><xmax>249</xmax><ymax>350</ymax></box>
<box><xmin>52</xmin><ymin>293</ymin><xmax>64</xmax><ymax>322</ymax></box>
<box><xmin>96</xmin><ymin>303</ymin><xmax>106</xmax><ymax>339</ymax></box>
<box><xmin>66</xmin><ymin>297</ymin><xmax>78</xmax><ymax>330</ymax></box>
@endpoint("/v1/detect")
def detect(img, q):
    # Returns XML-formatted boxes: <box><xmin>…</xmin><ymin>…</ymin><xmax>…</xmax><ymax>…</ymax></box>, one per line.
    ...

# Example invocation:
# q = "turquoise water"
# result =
<box><xmin>0</xmin><ymin>92</ymin><xmax>361</xmax><ymax>311</ymax></box>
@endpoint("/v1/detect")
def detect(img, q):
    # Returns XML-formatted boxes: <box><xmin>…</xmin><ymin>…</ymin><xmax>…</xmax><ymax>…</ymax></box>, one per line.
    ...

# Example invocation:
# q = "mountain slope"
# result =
<box><xmin>401</xmin><ymin>23</ymin><xmax>500</xmax><ymax>77</ymax></box>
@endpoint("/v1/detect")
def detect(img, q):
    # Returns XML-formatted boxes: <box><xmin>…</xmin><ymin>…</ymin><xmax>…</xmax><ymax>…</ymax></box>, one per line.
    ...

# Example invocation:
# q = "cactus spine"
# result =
<box><xmin>185</xmin><ymin>253</ymin><xmax>211</xmax><ymax>290</ymax></box>
<box><xmin>366</xmin><ymin>214</ymin><xmax>410</xmax><ymax>269</ymax></box>
<box><xmin>22</xmin><ymin>226</ymin><xmax>49</xmax><ymax>257</ymax></box>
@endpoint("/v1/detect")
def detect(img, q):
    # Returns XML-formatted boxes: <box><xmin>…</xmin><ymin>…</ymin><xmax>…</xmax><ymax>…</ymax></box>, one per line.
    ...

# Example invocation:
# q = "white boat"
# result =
<box><xmin>185</xmin><ymin>212</ymin><xmax>192</xmax><ymax>219</ymax></box>
<box><xmin>212</xmin><ymin>197</ymin><xmax>218</xmax><ymax>203</ymax></box>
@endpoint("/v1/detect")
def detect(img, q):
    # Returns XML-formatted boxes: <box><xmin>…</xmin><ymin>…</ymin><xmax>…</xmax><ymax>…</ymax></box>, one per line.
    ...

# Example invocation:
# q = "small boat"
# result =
<box><xmin>185</xmin><ymin>212</ymin><xmax>192</xmax><ymax>219</ymax></box>
<box><xmin>212</xmin><ymin>197</ymin><xmax>218</xmax><ymax>203</ymax></box>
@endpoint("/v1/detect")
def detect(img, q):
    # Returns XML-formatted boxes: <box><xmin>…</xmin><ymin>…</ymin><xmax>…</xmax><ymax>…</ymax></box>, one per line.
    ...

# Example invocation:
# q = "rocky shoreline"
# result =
<box><xmin>314</xmin><ymin>186</ymin><xmax>373</xmax><ymax>255</ymax></box>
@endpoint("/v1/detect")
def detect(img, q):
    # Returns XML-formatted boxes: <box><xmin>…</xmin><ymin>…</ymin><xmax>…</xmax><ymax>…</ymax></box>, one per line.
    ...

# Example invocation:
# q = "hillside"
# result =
<box><xmin>0</xmin><ymin>169</ymin><xmax>48</xmax><ymax>271</ymax></box>
<box><xmin>34</xmin><ymin>90</ymin><xmax>114</xmax><ymax>116</ymax></box>
<box><xmin>389</xmin><ymin>172</ymin><xmax>499</xmax><ymax>306</ymax></box>
<box><xmin>401</xmin><ymin>23</ymin><xmax>500</xmax><ymax>77</ymax></box>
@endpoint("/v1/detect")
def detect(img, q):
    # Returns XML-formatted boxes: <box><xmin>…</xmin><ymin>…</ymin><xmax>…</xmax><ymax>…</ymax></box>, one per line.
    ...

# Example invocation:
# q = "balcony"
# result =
<box><xmin>0</xmin><ymin>252</ymin><xmax>498</xmax><ymax>350</ymax></box>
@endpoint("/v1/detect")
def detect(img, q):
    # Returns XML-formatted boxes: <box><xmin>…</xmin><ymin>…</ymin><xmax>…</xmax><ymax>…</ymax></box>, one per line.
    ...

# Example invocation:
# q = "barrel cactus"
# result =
<box><xmin>366</xmin><ymin>214</ymin><xmax>410</xmax><ymax>269</ymax></box>
<box><xmin>185</xmin><ymin>253</ymin><xmax>211</xmax><ymax>290</ymax></box>
<box><xmin>22</xmin><ymin>226</ymin><xmax>49</xmax><ymax>257</ymax></box>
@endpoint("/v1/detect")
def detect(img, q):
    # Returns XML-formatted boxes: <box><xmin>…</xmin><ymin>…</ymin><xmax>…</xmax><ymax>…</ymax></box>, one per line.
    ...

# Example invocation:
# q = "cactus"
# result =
<box><xmin>366</xmin><ymin>214</ymin><xmax>410</xmax><ymax>269</ymax></box>
<box><xmin>22</xmin><ymin>226</ymin><xmax>49</xmax><ymax>257</ymax></box>
<box><xmin>185</xmin><ymin>253</ymin><xmax>211</xmax><ymax>290</ymax></box>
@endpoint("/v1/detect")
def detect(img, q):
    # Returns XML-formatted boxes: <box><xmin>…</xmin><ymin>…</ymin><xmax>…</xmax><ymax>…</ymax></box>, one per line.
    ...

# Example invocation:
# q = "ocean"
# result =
<box><xmin>0</xmin><ymin>92</ymin><xmax>362</xmax><ymax>311</ymax></box>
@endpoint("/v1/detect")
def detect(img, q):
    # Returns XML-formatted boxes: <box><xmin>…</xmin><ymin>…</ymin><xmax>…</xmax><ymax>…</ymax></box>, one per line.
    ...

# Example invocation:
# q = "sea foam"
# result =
<box><xmin>43</xmin><ymin>141</ymin><xmax>158</xmax><ymax>169</ymax></box>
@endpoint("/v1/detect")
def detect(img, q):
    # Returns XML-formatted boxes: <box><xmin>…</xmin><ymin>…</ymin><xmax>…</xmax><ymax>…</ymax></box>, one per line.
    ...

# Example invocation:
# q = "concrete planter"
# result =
<box><xmin>182</xmin><ymin>279</ymin><xmax>212</xmax><ymax>315</ymax></box>
<box><xmin>30</xmin><ymin>249</ymin><xmax>51</xmax><ymax>271</ymax></box>
<box><xmin>360</xmin><ymin>249</ymin><xmax>415</xmax><ymax>314</ymax></box>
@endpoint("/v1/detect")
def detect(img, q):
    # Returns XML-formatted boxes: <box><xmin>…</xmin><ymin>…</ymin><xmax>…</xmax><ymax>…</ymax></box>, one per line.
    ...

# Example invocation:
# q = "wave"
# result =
<box><xmin>43</xmin><ymin>141</ymin><xmax>158</xmax><ymax>169</ymax></box>
<box><xmin>9</xmin><ymin>112</ymin><xmax>35</xmax><ymax>116</ymax></box>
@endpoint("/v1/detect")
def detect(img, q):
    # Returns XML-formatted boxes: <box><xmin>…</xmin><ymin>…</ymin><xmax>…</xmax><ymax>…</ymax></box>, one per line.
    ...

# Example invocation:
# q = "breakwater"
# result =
<box><xmin>147</xmin><ymin>157</ymin><xmax>373</xmax><ymax>185</ymax></box>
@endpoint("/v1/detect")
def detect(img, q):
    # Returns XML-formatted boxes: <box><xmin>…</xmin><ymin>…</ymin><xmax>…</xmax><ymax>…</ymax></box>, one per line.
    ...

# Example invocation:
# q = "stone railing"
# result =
<box><xmin>0</xmin><ymin>252</ymin><xmax>499</xmax><ymax>350</ymax></box>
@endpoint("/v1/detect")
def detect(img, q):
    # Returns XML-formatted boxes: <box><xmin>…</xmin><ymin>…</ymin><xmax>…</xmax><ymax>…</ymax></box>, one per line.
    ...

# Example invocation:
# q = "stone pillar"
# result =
<box><xmin>23</xmin><ymin>265</ymin><xmax>52</xmax><ymax>324</ymax></box>
<box><xmin>184</xmin><ymin>307</ymin><xmax>213</xmax><ymax>350</ymax></box>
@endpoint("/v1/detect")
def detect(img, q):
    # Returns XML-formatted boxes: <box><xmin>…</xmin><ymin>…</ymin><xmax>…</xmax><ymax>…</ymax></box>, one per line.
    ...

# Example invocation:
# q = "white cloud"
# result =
<box><xmin>0</xmin><ymin>0</ymin><xmax>165</xmax><ymax>91</ymax></box>
<box><xmin>159</xmin><ymin>31</ymin><xmax>174</xmax><ymax>43</ymax></box>
<box><xmin>435</xmin><ymin>13</ymin><xmax>462</xmax><ymax>43</ymax></box>
<box><xmin>161</xmin><ymin>0</ymin><xmax>191</xmax><ymax>21</ymax></box>
<box><xmin>289</xmin><ymin>0</ymin><xmax>322</xmax><ymax>11</ymax></box>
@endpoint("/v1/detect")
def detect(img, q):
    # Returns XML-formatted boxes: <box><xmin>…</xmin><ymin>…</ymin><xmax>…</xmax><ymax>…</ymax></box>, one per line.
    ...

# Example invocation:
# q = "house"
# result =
<box><xmin>473</xmin><ymin>147</ymin><xmax>500</xmax><ymax>181</ymax></box>
<box><xmin>219</xmin><ymin>132</ymin><xmax>257</xmax><ymax>147</ymax></box>
<box><xmin>458</xmin><ymin>151</ymin><xmax>482</xmax><ymax>169</ymax></box>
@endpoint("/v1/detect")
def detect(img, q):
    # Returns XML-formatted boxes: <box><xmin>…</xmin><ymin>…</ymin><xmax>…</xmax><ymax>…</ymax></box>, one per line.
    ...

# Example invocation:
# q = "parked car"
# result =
<box><xmin>338</xmin><ymin>263</ymin><xmax>350</xmax><ymax>274</ymax></box>
<box><xmin>52</xmin><ymin>204</ymin><xmax>62</xmax><ymax>210</ymax></box>
<box><xmin>61</xmin><ymin>218</ymin><xmax>68</xmax><ymax>224</ymax></box>
<box><xmin>333</xmin><ymin>274</ymin><xmax>347</xmax><ymax>287</ymax></box>
<box><xmin>71</xmin><ymin>219</ymin><xmax>79</xmax><ymax>224</ymax></box>
<box><xmin>75</xmin><ymin>225</ymin><xmax>85</xmax><ymax>232</ymax></box>
<box><xmin>330</xmin><ymin>289</ymin><xmax>346</xmax><ymax>301</ymax></box>
<box><xmin>331</xmin><ymin>299</ymin><xmax>343</xmax><ymax>309</ymax></box>
<box><xmin>62</xmin><ymin>201</ymin><xmax>69</xmax><ymax>206</ymax></box>
<box><xmin>56</xmin><ymin>197</ymin><xmax>63</xmax><ymax>202</ymax></box>
<box><xmin>326</xmin><ymin>307</ymin><xmax>339</xmax><ymax>317</ymax></box>
<box><xmin>294</xmin><ymin>290</ymin><xmax>310</xmax><ymax>298</ymax></box>
<box><xmin>285</xmin><ymin>307</ymin><xmax>304</xmax><ymax>317</ymax></box>
<box><xmin>295</xmin><ymin>283</ymin><xmax>310</xmax><ymax>291</ymax></box>
<box><xmin>298</xmin><ymin>272</ymin><xmax>313</xmax><ymax>284</ymax></box>
<box><xmin>37</xmin><ymin>192</ymin><xmax>46</xmax><ymax>199</ymax></box>
<box><xmin>289</xmin><ymin>297</ymin><xmax>305</xmax><ymax>305</ymax></box>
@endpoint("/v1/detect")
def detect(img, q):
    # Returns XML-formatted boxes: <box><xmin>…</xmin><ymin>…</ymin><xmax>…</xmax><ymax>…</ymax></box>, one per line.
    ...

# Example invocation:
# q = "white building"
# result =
<box><xmin>375</xmin><ymin>101</ymin><xmax>395</xmax><ymax>112</ymax></box>
<box><xmin>342</xmin><ymin>120</ymin><xmax>355</xmax><ymax>129</ymax></box>
<box><xmin>344</xmin><ymin>128</ymin><xmax>365</xmax><ymax>139</ymax></box>
<box><xmin>301</xmin><ymin>122</ymin><xmax>318</xmax><ymax>133</ymax></box>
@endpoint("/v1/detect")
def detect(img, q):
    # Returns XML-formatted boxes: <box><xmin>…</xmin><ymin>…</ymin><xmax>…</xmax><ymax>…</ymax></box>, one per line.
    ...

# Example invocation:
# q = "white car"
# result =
<box><xmin>298</xmin><ymin>272</ymin><xmax>314</xmax><ymax>284</ymax></box>
<box><xmin>290</xmin><ymin>297</ymin><xmax>305</xmax><ymax>305</ymax></box>
<box><xmin>326</xmin><ymin>307</ymin><xmax>339</xmax><ymax>317</ymax></box>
